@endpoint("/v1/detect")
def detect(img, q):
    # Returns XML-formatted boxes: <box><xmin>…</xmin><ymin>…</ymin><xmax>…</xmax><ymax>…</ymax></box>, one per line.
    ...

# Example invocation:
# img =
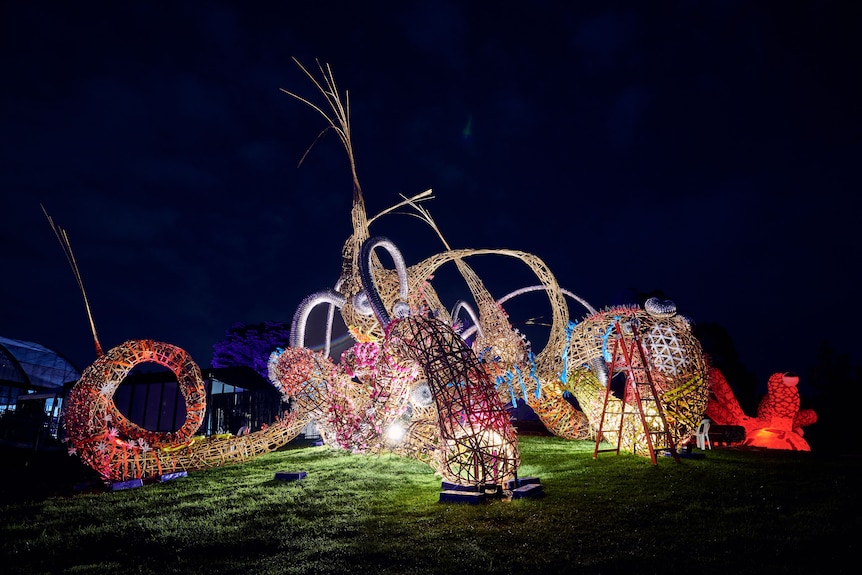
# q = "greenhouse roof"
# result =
<box><xmin>0</xmin><ymin>336</ymin><xmax>81</xmax><ymax>391</ymax></box>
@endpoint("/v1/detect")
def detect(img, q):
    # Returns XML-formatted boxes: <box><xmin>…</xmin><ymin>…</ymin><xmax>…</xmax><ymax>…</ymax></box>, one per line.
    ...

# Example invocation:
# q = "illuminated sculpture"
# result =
<box><xmin>563</xmin><ymin>300</ymin><xmax>709</xmax><ymax>453</ymax></box>
<box><xmin>64</xmin><ymin>339</ymin><xmax>306</xmax><ymax>481</ymax></box>
<box><xmin>46</xmin><ymin>208</ymin><xmax>306</xmax><ymax>482</ymax></box>
<box><xmin>59</xmin><ymin>59</ymin><xmax>711</xmax><ymax>484</ymax></box>
<box><xmin>706</xmin><ymin>367</ymin><xmax>817</xmax><ymax>450</ymax></box>
<box><xmin>276</xmin><ymin>60</ymin><xmax>709</xmax><ymax>468</ymax></box>
<box><xmin>271</xmin><ymin>234</ymin><xmax>519</xmax><ymax>486</ymax></box>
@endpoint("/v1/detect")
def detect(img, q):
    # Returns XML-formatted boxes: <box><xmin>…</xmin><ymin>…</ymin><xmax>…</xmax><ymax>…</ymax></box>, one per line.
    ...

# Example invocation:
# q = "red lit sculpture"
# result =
<box><xmin>706</xmin><ymin>367</ymin><xmax>817</xmax><ymax>450</ymax></box>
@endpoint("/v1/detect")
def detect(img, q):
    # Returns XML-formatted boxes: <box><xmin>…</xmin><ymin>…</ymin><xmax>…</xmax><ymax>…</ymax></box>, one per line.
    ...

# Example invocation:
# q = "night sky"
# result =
<box><xmin>2</xmin><ymin>1</ymin><xmax>860</xmax><ymax>397</ymax></box>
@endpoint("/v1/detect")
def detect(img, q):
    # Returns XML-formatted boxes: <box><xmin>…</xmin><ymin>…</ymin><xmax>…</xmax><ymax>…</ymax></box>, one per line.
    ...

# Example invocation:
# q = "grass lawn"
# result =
<box><xmin>1</xmin><ymin>435</ymin><xmax>859</xmax><ymax>574</ymax></box>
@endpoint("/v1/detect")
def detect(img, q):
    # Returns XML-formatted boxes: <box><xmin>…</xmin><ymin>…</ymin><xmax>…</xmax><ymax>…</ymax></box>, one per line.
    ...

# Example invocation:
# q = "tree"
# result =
<box><xmin>693</xmin><ymin>322</ymin><xmax>759</xmax><ymax>414</ymax></box>
<box><xmin>804</xmin><ymin>340</ymin><xmax>861</xmax><ymax>454</ymax></box>
<box><xmin>807</xmin><ymin>340</ymin><xmax>853</xmax><ymax>399</ymax></box>
<box><xmin>211</xmin><ymin>321</ymin><xmax>293</xmax><ymax>381</ymax></box>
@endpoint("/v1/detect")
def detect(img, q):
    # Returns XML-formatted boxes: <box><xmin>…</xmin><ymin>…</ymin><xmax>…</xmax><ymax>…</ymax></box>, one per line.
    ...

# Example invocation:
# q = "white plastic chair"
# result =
<box><xmin>695</xmin><ymin>418</ymin><xmax>711</xmax><ymax>450</ymax></box>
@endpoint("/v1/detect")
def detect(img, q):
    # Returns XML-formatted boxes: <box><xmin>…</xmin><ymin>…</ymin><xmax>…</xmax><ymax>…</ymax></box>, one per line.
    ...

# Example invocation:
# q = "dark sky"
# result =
<box><xmin>2</xmin><ymin>1</ymin><xmax>860</xmax><ymax>393</ymax></box>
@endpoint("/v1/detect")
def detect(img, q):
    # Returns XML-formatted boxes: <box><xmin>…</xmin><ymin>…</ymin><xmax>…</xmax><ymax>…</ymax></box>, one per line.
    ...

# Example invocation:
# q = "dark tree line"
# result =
<box><xmin>803</xmin><ymin>341</ymin><xmax>861</xmax><ymax>454</ymax></box>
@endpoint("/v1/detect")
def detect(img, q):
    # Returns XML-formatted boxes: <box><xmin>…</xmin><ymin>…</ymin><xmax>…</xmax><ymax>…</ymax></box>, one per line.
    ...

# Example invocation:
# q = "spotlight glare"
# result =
<box><xmin>386</xmin><ymin>422</ymin><xmax>406</xmax><ymax>443</ymax></box>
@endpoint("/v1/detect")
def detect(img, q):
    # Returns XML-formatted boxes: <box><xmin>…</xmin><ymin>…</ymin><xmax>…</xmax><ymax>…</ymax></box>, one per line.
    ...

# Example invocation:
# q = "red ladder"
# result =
<box><xmin>592</xmin><ymin>320</ymin><xmax>679</xmax><ymax>464</ymax></box>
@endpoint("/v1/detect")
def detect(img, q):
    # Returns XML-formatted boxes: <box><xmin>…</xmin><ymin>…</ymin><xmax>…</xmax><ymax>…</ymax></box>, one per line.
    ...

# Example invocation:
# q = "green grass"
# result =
<box><xmin>2</xmin><ymin>436</ymin><xmax>859</xmax><ymax>574</ymax></box>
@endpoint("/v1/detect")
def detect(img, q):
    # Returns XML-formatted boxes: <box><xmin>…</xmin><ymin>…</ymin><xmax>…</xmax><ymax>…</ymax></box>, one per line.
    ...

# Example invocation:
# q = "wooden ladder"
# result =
<box><xmin>592</xmin><ymin>319</ymin><xmax>679</xmax><ymax>464</ymax></box>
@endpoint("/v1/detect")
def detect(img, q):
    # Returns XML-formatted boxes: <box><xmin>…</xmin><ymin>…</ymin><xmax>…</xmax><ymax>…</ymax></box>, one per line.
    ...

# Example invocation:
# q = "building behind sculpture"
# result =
<box><xmin>0</xmin><ymin>335</ymin><xmax>80</xmax><ymax>441</ymax></box>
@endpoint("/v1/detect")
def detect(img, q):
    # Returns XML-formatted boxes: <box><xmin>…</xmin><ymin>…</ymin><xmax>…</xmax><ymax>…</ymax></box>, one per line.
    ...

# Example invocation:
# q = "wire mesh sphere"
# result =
<box><xmin>567</xmin><ymin>307</ymin><xmax>709</xmax><ymax>448</ymax></box>
<box><xmin>268</xmin><ymin>346</ymin><xmax>335</xmax><ymax>419</ymax></box>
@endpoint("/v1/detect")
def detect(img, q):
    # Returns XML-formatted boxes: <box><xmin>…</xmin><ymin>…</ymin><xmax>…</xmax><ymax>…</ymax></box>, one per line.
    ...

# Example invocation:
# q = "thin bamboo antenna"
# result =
<box><xmin>41</xmin><ymin>204</ymin><xmax>104</xmax><ymax>358</ymax></box>
<box><xmin>280</xmin><ymin>58</ymin><xmax>361</xmax><ymax>201</ymax></box>
<box><xmin>401</xmin><ymin>193</ymin><xmax>452</xmax><ymax>250</ymax></box>
<box><xmin>367</xmin><ymin>189</ymin><xmax>435</xmax><ymax>226</ymax></box>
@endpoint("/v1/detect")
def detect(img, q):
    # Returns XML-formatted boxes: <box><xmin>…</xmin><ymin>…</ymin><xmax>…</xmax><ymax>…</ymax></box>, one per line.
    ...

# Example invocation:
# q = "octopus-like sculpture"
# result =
<box><xmin>278</xmin><ymin>60</ymin><xmax>709</xmax><ymax>463</ymax></box>
<box><xmin>61</xmin><ymin>59</ymin><xmax>711</xmax><ymax>484</ymax></box>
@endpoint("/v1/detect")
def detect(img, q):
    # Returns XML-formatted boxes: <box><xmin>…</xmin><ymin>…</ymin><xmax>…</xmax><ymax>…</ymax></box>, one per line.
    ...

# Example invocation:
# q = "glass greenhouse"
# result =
<box><xmin>0</xmin><ymin>335</ymin><xmax>82</xmax><ymax>441</ymax></box>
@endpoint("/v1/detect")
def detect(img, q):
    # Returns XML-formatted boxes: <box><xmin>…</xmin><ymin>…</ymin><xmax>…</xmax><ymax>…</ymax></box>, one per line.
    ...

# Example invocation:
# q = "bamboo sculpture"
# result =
<box><xmin>277</xmin><ymin>60</ymin><xmax>709</xmax><ymax>472</ymax></box>
<box><xmin>61</xmin><ymin>59</ymin><xmax>711</xmax><ymax>485</ymax></box>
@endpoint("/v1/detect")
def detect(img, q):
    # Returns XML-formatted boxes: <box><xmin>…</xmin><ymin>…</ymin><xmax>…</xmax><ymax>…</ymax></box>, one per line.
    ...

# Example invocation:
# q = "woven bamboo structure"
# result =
<box><xmin>64</xmin><ymin>61</ymin><xmax>713</xmax><ymax>482</ymax></box>
<box><xmin>269</xmin><ymin>338</ymin><xmax>420</xmax><ymax>454</ymax></box>
<box><xmin>387</xmin><ymin>315</ymin><xmax>519</xmax><ymax>486</ymax></box>
<box><xmin>406</xmin><ymin>248</ymin><xmax>590</xmax><ymax>439</ymax></box>
<box><xmin>64</xmin><ymin>339</ymin><xmax>308</xmax><ymax>482</ymax></box>
<box><xmin>272</xmin><ymin>233</ymin><xmax>526</xmax><ymax>485</ymax></box>
<box><xmin>280</xmin><ymin>61</ymin><xmax>588</xmax><ymax>463</ymax></box>
<box><xmin>564</xmin><ymin>304</ymin><xmax>709</xmax><ymax>449</ymax></box>
<box><xmin>282</xmin><ymin>60</ymin><xmax>712</xmax><ymax>460</ymax></box>
<box><xmin>55</xmin><ymin>57</ymin><xmax>719</xmax><ymax>486</ymax></box>
<box><xmin>72</xmin><ymin>415</ymin><xmax>306</xmax><ymax>482</ymax></box>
